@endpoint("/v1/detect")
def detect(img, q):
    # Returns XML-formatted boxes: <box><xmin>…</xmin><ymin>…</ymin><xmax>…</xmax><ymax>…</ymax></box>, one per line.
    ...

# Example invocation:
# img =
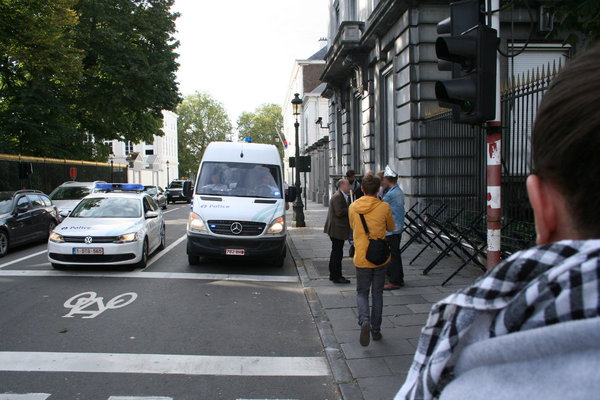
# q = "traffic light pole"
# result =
<box><xmin>485</xmin><ymin>0</ymin><xmax>502</xmax><ymax>270</ymax></box>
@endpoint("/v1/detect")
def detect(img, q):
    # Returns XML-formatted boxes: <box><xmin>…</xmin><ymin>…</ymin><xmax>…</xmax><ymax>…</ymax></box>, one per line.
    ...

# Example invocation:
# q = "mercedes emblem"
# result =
<box><xmin>230</xmin><ymin>222</ymin><xmax>243</xmax><ymax>235</ymax></box>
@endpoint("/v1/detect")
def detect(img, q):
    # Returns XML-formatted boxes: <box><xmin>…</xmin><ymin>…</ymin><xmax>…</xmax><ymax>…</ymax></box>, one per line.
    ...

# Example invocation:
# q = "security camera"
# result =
<box><xmin>315</xmin><ymin>117</ymin><xmax>323</xmax><ymax>124</ymax></box>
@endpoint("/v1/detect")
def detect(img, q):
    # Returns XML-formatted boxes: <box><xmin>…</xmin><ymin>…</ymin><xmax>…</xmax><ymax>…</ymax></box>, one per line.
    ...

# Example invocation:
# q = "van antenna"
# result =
<box><xmin>240</xmin><ymin>143</ymin><xmax>244</xmax><ymax>158</ymax></box>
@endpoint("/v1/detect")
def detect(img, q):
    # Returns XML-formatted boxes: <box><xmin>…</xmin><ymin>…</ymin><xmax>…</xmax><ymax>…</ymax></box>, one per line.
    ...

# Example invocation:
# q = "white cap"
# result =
<box><xmin>383</xmin><ymin>165</ymin><xmax>398</xmax><ymax>178</ymax></box>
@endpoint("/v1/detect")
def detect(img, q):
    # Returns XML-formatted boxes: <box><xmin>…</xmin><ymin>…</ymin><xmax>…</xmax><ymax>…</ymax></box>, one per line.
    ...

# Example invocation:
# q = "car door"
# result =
<box><xmin>27</xmin><ymin>194</ymin><xmax>48</xmax><ymax>239</ymax></box>
<box><xmin>11</xmin><ymin>195</ymin><xmax>35</xmax><ymax>245</ymax></box>
<box><xmin>143</xmin><ymin>196</ymin><xmax>160</xmax><ymax>250</ymax></box>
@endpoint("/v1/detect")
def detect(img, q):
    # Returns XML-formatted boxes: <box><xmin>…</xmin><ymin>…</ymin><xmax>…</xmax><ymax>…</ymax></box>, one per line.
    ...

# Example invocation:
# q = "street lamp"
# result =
<box><xmin>292</xmin><ymin>93</ymin><xmax>305</xmax><ymax>227</ymax></box>
<box><xmin>166</xmin><ymin>160</ymin><xmax>170</xmax><ymax>185</ymax></box>
<box><xmin>109</xmin><ymin>153</ymin><xmax>114</xmax><ymax>182</ymax></box>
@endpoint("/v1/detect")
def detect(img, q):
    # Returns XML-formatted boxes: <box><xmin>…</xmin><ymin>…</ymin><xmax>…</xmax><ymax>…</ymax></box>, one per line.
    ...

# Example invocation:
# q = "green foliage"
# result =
<box><xmin>237</xmin><ymin>104</ymin><xmax>284</xmax><ymax>158</ymax></box>
<box><xmin>544</xmin><ymin>0</ymin><xmax>600</xmax><ymax>47</ymax></box>
<box><xmin>176</xmin><ymin>92</ymin><xmax>232</xmax><ymax>177</ymax></box>
<box><xmin>0</xmin><ymin>0</ymin><xmax>180</xmax><ymax>161</ymax></box>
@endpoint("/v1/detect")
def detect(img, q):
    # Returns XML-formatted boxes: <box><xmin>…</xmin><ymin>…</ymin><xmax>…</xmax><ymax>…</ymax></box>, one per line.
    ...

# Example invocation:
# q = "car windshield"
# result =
<box><xmin>196</xmin><ymin>162</ymin><xmax>282</xmax><ymax>198</ymax></box>
<box><xmin>144</xmin><ymin>186</ymin><xmax>158</xmax><ymax>195</ymax></box>
<box><xmin>50</xmin><ymin>186</ymin><xmax>91</xmax><ymax>201</ymax></box>
<box><xmin>169</xmin><ymin>181</ymin><xmax>183</xmax><ymax>189</ymax></box>
<box><xmin>0</xmin><ymin>192</ymin><xmax>13</xmax><ymax>214</ymax></box>
<box><xmin>69</xmin><ymin>197</ymin><xmax>141</xmax><ymax>218</ymax></box>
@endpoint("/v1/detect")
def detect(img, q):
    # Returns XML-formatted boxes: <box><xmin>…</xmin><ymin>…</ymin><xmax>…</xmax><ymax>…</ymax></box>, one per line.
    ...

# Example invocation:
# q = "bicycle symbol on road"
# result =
<box><xmin>63</xmin><ymin>291</ymin><xmax>138</xmax><ymax>319</ymax></box>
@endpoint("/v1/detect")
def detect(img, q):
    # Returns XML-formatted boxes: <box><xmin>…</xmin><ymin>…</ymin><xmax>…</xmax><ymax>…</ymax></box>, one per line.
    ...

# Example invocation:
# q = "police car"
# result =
<box><xmin>48</xmin><ymin>183</ymin><xmax>165</xmax><ymax>269</ymax></box>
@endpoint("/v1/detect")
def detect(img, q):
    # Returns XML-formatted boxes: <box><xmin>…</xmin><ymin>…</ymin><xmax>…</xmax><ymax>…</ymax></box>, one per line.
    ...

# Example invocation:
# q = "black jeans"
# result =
<box><xmin>328</xmin><ymin>237</ymin><xmax>345</xmax><ymax>280</ymax></box>
<box><xmin>386</xmin><ymin>233</ymin><xmax>404</xmax><ymax>285</ymax></box>
<box><xmin>356</xmin><ymin>266</ymin><xmax>386</xmax><ymax>333</ymax></box>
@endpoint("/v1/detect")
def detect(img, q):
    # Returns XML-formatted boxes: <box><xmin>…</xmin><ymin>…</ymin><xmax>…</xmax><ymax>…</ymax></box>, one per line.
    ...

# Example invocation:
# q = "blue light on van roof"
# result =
<box><xmin>95</xmin><ymin>183</ymin><xmax>144</xmax><ymax>192</ymax></box>
<box><xmin>244</xmin><ymin>137</ymin><xmax>252</xmax><ymax>143</ymax></box>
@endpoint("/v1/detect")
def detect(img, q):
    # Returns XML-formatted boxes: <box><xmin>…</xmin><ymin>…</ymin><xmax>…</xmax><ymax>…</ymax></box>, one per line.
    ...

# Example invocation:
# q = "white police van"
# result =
<box><xmin>184</xmin><ymin>142</ymin><xmax>295</xmax><ymax>267</ymax></box>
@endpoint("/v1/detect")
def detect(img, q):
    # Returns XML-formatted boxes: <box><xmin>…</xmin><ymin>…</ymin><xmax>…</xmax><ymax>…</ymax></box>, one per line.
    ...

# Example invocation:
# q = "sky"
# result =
<box><xmin>173</xmin><ymin>0</ymin><xmax>329</xmax><ymax>124</ymax></box>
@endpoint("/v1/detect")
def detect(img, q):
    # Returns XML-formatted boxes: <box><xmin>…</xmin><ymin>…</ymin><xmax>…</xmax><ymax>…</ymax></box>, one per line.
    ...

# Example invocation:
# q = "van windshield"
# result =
<box><xmin>196</xmin><ymin>162</ymin><xmax>282</xmax><ymax>199</ymax></box>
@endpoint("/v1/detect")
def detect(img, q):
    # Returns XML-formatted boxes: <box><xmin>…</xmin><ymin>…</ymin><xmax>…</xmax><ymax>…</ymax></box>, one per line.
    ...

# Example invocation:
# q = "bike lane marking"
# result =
<box><xmin>63</xmin><ymin>291</ymin><xmax>138</xmax><ymax>319</ymax></box>
<box><xmin>0</xmin><ymin>270</ymin><xmax>298</xmax><ymax>283</ymax></box>
<box><xmin>0</xmin><ymin>352</ymin><xmax>329</xmax><ymax>377</ymax></box>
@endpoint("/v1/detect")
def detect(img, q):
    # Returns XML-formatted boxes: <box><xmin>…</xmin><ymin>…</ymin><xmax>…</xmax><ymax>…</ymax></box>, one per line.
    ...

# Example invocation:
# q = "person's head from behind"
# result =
<box><xmin>527</xmin><ymin>44</ymin><xmax>600</xmax><ymax>245</ymax></box>
<box><xmin>210</xmin><ymin>170</ymin><xmax>222</xmax><ymax>184</ymax></box>
<box><xmin>361</xmin><ymin>175</ymin><xmax>381</xmax><ymax>197</ymax></box>
<box><xmin>382</xmin><ymin>176</ymin><xmax>397</xmax><ymax>189</ymax></box>
<box><xmin>337</xmin><ymin>178</ymin><xmax>350</xmax><ymax>194</ymax></box>
<box><xmin>346</xmin><ymin>170</ymin><xmax>356</xmax><ymax>183</ymax></box>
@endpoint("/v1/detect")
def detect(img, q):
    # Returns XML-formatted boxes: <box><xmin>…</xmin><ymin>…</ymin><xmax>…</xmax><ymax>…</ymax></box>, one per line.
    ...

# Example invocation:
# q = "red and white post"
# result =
<box><xmin>486</xmin><ymin>121</ymin><xmax>502</xmax><ymax>269</ymax></box>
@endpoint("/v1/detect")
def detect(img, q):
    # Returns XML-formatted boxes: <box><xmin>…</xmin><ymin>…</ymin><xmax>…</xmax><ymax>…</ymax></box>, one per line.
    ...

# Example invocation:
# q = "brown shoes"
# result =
<box><xmin>383</xmin><ymin>283</ymin><xmax>403</xmax><ymax>290</ymax></box>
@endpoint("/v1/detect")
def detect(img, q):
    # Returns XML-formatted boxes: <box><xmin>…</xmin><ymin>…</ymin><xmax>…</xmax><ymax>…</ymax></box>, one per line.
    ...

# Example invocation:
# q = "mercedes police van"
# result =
<box><xmin>184</xmin><ymin>141</ymin><xmax>295</xmax><ymax>267</ymax></box>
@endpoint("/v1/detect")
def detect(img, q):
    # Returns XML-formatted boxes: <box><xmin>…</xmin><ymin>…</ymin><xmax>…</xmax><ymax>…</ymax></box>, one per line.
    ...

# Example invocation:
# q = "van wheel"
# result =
<box><xmin>0</xmin><ymin>230</ymin><xmax>8</xmax><ymax>257</ymax></box>
<box><xmin>188</xmin><ymin>255</ymin><xmax>200</xmax><ymax>265</ymax></box>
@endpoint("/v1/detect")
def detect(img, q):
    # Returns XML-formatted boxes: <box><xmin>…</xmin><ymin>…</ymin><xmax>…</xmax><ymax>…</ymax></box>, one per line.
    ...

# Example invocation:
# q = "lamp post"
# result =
<box><xmin>291</xmin><ymin>93</ymin><xmax>305</xmax><ymax>227</ymax></box>
<box><xmin>109</xmin><ymin>153</ymin><xmax>114</xmax><ymax>182</ymax></box>
<box><xmin>166</xmin><ymin>160</ymin><xmax>170</xmax><ymax>185</ymax></box>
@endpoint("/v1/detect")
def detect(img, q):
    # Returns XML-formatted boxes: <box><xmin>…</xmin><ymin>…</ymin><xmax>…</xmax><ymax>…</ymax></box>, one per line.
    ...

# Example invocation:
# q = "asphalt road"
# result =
<box><xmin>0</xmin><ymin>204</ymin><xmax>338</xmax><ymax>400</ymax></box>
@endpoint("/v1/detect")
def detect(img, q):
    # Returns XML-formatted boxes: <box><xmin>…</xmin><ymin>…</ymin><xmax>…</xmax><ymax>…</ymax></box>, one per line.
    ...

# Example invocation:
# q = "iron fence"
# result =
<box><xmin>418</xmin><ymin>62</ymin><xmax>560</xmax><ymax>254</ymax></box>
<box><xmin>0</xmin><ymin>154</ymin><xmax>127</xmax><ymax>195</ymax></box>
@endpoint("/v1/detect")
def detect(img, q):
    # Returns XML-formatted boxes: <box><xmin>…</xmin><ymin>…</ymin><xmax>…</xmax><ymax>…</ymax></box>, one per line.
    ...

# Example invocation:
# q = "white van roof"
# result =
<box><xmin>202</xmin><ymin>142</ymin><xmax>281</xmax><ymax>166</ymax></box>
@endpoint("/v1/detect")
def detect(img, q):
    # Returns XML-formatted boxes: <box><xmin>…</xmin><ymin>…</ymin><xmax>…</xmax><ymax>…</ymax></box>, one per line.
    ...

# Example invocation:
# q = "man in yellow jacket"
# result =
<box><xmin>349</xmin><ymin>174</ymin><xmax>395</xmax><ymax>346</ymax></box>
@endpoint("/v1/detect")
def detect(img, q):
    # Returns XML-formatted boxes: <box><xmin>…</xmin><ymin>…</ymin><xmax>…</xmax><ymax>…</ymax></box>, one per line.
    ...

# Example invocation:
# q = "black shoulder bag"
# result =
<box><xmin>359</xmin><ymin>213</ymin><xmax>390</xmax><ymax>265</ymax></box>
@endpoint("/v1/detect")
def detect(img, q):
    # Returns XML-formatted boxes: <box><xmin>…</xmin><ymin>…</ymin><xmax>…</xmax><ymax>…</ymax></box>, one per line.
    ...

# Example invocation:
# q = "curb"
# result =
<box><xmin>287</xmin><ymin>236</ymin><xmax>364</xmax><ymax>400</ymax></box>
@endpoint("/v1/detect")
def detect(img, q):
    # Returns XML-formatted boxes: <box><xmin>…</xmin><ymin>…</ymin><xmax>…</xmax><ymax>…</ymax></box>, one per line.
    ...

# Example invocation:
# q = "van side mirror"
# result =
<box><xmin>183</xmin><ymin>181</ymin><xmax>193</xmax><ymax>197</ymax></box>
<box><xmin>285</xmin><ymin>186</ymin><xmax>297</xmax><ymax>203</ymax></box>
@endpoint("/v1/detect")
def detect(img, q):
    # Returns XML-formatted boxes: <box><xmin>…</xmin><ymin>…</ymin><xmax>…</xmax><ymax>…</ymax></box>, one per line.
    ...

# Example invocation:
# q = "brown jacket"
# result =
<box><xmin>349</xmin><ymin>195</ymin><xmax>395</xmax><ymax>268</ymax></box>
<box><xmin>324</xmin><ymin>190</ymin><xmax>350</xmax><ymax>240</ymax></box>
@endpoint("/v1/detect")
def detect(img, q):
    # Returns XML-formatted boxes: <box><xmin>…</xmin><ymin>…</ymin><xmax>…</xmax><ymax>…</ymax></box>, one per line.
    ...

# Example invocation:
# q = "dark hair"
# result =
<box><xmin>532</xmin><ymin>44</ymin><xmax>600</xmax><ymax>238</ymax></box>
<box><xmin>361</xmin><ymin>175</ymin><xmax>380</xmax><ymax>196</ymax></box>
<box><xmin>346</xmin><ymin>170</ymin><xmax>355</xmax><ymax>178</ymax></box>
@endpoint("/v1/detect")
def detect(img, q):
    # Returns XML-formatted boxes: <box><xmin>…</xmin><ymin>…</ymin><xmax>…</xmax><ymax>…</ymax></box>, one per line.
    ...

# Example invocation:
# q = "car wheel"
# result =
<box><xmin>158</xmin><ymin>225</ymin><xmax>165</xmax><ymax>251</ymax></box>
<box><xmin>51</xmin><ymin>263</ymin><xmax>66</xmax><ymax>270</ymax></box>
<box><xmin>0</xmin><ymin>230</ymin><xmax>8</xmax><ymax>257</ymax></box>
<box><xmin>186</xmin><ymin>198</ymin><xmax>191</xmax><ymax>204</ymax></box>
<box><xmin>137</xmin><ymin>239</ymin><xmax>148</xmax><ymax>269</ymax></box>
<box><xmin>188</xmin><ymin>254</ymin><xmax>200</xmax><ymax>265</ymax></box>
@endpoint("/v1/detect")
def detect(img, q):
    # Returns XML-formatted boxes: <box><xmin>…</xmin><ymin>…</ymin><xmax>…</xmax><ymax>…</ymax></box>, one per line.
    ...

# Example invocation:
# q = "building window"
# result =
<box><xmin>104</xmin><ymin>141</ymin><xmax>113</xmax><ymax>155</ymax></box>
<box><xmin>351</xmin><ymin>94</ymin><xmax>362</xmax><ymax>170</ymax></box>
<box><xmin>380</xmin><ymin>68</ymin><xmax>395</xmax><ymax>167</ymax></box>
<box><xmin>125</xmin><ymin>141</ymin><xmax>133</xmax><ymax>155</ymax></box>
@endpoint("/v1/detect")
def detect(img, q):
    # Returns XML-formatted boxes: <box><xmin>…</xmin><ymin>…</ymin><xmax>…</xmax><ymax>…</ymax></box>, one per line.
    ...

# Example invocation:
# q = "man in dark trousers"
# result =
<box><xmin>324</xmin><ymin>178</ymin><xmax>352</xmax><ymax>284</ymax></box>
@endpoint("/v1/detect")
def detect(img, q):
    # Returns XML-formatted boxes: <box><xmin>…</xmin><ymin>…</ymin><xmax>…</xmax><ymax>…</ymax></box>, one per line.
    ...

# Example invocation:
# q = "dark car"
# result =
<box><xmin>166</xmin><ymin>180</ymin><xmax>193</xmax><ymax>204</ymax></box>
<box><xmin>0</xmin><ymin>190</ymin><xmax>60</xmax><ymax>257</ymax></box>
<box><xmin>144</xmin><ymin>185</ymin><xmax>167</xmax><ymax>210</ymax></box>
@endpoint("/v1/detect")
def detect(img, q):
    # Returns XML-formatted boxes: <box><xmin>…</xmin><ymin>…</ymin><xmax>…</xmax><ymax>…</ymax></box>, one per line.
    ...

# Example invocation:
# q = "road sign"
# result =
<box><xmin>288</xmin><ymin>156</ymin><xmax>311</xmax><ymax>172</ymax></box>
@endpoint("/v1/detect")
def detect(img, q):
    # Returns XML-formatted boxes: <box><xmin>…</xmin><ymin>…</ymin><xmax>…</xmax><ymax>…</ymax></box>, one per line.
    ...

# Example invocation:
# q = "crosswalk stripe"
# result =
<box><xmin>107</xmin><ymin>397</ymin><xmax>172</xmax><ymax>400</ymax></box>
<box><xmin>0</xmin><ymin>394</ymin><xmax>50</xmax><ymax>400</ymax></box>
<box><xmin>0</xmin><ymin>352</ymin><xmax>329</xmax><ymax>377</ymax></box>
<box><xmin>0</xmin><ymin>270</ymin><xmax>298</xmax><ymax>283</ymax></box>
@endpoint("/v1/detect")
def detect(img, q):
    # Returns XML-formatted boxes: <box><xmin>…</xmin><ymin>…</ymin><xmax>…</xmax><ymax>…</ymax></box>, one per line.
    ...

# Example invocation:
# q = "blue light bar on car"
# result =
<box><xmin>95</xmin><ymin>183</ymin><xmax>145</xmax><ymax>192</ymax></box>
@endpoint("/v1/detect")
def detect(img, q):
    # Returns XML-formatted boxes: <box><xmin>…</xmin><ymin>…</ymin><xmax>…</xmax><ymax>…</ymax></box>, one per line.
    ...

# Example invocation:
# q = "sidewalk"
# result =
<box><xmin>286</xmin><ymin>200</ymin><xmax>484</xmax><ymax>400</ymax></box>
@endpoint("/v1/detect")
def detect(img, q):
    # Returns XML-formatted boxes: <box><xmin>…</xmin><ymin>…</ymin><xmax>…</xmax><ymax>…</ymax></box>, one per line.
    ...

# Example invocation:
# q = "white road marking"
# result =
<box><xmin>108</xmin><ymin>397</ymin><xmax>172</xmax><ymax>400</ymax></box>
<box><xmin>0</xmin><ymin>394</ymin><xmax>50</xmax><ymax>400</ymax></box>
<box><xmin>162</xmin><ymin>206</ymin><xmax>185</xmax><ymax>215</ymax></box>
<box><xmin>0</xmin><ymin>352</ymin><xmax>330</xmax><ymax>377</ymax></box>
<box><xmin>63</xmin><ymin>291</ymin><xmax>138</xmax><ymax>319</ymax></box>
<box><xmin>0</xmin><ymin>269</ymin><xmax>298</xmax><ymax>283</ymax></box>
<box><xmin>143</xmin><ymin>234</ymin><xmax>187</xmax><ymax>270</ymax></box>
<box><xmin>0</xmin><ymin>249</ymin><xmax>47</xmax><ymax>270</ymax></box>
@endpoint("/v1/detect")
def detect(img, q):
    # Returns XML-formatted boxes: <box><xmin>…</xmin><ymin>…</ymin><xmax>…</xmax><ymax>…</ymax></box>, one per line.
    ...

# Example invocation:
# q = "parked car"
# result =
<box><xmin>49</xmin><ymin>181</ymin><xmax>107</xmax><ymax>219</ymax></box>
<box><xmin>166</xmin><ymin>180</ymin><xmax>193</xmax><ymax>204</ymax></box>
<box><xmin>0</xmin><ymin>190</ymin><xmax>60</xmax><ymax>257</ymax></box>
<box><xmin>48</xmin><ymin>183</ymin><xmax>165</xmax><ymax>269</ymax></box>
<box><xmin>143</xmin><ymin>185</ymin><xmax>167</xmax><ymax>210</ymax></box>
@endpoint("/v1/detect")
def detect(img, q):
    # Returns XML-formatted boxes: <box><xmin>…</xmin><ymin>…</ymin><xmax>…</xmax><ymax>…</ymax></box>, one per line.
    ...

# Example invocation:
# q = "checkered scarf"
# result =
<box><xmin>394</xmin><ymin>239</ymin><xmax>600</xmax><ymax>400</ymax></box>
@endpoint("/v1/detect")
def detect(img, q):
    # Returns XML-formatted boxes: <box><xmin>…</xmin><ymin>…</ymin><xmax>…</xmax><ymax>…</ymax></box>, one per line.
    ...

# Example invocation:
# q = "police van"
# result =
<box><xmin>184</xmin><ymin>142</ymin><xmax>295</xmax><ymax>267</ymax></box>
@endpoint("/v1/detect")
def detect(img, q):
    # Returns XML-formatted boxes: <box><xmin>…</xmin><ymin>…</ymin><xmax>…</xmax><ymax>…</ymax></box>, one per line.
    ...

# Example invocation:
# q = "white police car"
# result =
<box><xmin>48</xmin><ymin>183</ymin><xmax>165</xmax><ymax>269</ymax></box>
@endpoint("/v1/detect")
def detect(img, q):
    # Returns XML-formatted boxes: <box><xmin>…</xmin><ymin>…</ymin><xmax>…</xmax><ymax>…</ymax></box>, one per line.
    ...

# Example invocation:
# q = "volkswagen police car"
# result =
<box><xmin>48</xmin><ymin>183</ymin><xmax>165</xmax><ymax>269</ymax></box>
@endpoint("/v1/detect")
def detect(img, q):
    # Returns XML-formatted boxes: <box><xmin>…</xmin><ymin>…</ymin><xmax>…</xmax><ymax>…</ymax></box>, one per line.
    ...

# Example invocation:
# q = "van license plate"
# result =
<box><xmin>225</xmin><ymin>249</ymin><xmax>245</xmax><ymax>256</ymax></box>
<box><xmin>73</xmin><ymin>248</ymin><xmax>104</xmax><ymax>255</ymax></box>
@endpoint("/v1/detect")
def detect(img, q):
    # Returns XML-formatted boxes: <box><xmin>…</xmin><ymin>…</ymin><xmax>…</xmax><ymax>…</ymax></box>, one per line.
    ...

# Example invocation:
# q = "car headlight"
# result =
<box><xmin>188</xmin><ymin>212</ymin><xmax>207</xmax><ymax>233</ymax></box>
<box><xmin>49</xmin><ymin>232</ymin><xmax>64</xmax><ymax>243</ymax></box>
<box><xmin>267</xmin><ymin>216</ymin><xmax>285</xmax><ymax>234</ymax></box>
<box><xmin>114</xmin><ymin>232</ymin><xmax>139</xmax><ymax>243</ymax></box>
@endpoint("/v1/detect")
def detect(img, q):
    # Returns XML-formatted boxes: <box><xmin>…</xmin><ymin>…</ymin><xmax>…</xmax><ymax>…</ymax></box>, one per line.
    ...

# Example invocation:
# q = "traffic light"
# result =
<box><xmin>435</xmin><ymin>0</ymin><xmax>497</xmax><ymax>124</ymax></box>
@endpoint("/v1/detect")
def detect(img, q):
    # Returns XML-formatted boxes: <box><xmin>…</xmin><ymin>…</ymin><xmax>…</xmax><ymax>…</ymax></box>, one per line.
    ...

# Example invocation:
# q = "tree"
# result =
<box><xmin>237</xmin><ymin>104</ymin><xmax>284</xmax><ymax>158</ymax></box>
<box><xmin>545</xmin><ymin>0</ymin><xmax>600</xmax><ymax>46</ymax></box>
<box><xmin>177</xmin><ymin>92</ymin><xmax>232</xmax><ymax>177</ymax></box>
<box><xmin>0</xmin><ymin>0</ymin><xmax>180</xmax><ymax>161</ymax></box>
